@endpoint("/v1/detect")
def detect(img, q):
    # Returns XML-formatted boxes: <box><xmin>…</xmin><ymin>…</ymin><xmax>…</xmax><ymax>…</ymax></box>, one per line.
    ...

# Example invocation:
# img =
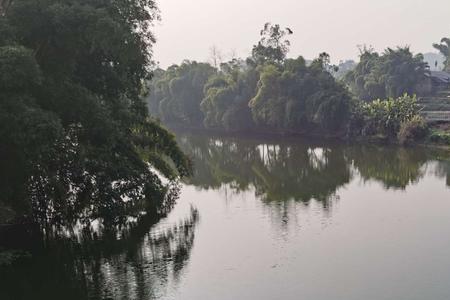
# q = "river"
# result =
<box><xmin>1</xmin><ymin>132</ymin><xmax>450</xmax><ymax>300</ymax></box>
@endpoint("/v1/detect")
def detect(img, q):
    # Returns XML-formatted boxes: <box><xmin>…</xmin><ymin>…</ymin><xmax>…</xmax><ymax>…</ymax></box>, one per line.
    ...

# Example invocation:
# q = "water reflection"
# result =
<box><xmin>180</xmin><ymin>135</ymin><xmax>351</xmax><ymax>208</ymax></box>
<box><xmin>349</xmin><ymin>146</ymin><xmax>428</xmax><ymax>189</ymax></box>
<box><xmin>2</xmin><ymin>133</ymin><xmax>450</xmax><ymax>300</ymax></box>
<box><xmin>178</xmin><ymin>133</ymin><xmax>450</xmax><ymax>202</ymax></box>
<box><xmin>434</xmin><ymin>157</ymin><xmax>450</xmax><ymax>186</ymax></box>
<box><xmin>0</xmin><ymin>207</ymin><xmax>199</xmax><ymax>300</ymax></box>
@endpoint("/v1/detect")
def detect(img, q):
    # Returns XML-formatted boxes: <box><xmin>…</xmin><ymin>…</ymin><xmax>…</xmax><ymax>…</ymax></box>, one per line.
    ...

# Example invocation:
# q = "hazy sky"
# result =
<box><xmin>153</xmin><ymin>0</ymin><xmax>450</xmax><ymax>67</ymax></box>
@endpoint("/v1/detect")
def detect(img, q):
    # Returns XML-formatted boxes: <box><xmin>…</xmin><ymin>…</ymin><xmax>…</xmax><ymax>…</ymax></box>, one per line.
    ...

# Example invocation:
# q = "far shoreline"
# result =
<box><xmin>165</xmin><ymin>124</ymin><xmax>450</xmax><ymax>150</ymax></box>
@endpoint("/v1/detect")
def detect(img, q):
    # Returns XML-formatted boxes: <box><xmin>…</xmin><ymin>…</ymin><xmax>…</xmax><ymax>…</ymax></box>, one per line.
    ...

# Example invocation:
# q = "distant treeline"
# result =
<box><xmin>147</xmin><ymin>23</ymin><xmax>450</xmax><ymax>143</ymax></box>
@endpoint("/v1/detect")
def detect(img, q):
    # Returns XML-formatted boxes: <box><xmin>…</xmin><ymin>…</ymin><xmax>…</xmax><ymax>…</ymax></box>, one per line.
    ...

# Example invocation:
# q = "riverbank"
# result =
<box><xmin>165</xmin><ymin>123</ymin><xmax>450</xmax><ymax>150</ymax></box>
<box><xmin>165</xmin><ymin>124</ymin><xmax>345</xmax><ymax>141</ymax></box>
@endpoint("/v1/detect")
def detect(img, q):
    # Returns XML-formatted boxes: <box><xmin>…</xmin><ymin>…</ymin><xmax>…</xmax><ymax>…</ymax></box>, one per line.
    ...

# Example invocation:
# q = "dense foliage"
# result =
<box><xmin>249</xmin><ymin>55</ymin><xmax>351</xmax><ymax>132</ymax></box>
<box><xmin>348</xmin><ymin>94</ymin><xmax>428</xmax><ymax>143</ymax></box>
<box><xmin>0</xmin><ymin>0</ymin><xmax>191</xmax><ymax>226</ymax></box>
<box><xmin>251</xmin><ymin>22</ymin><xmax>292</xmax><ymax>64</ymax></box>
<box><xmin>201</xmin><ymin>58</ymin><xmax>258</xmax><ymax>130</ymax></box>
<box><xmin>344</xmin><ymin>47</ymin><xmax>429</xmax><ymax>101</ymax></box>
<box><xmin>148</xmin><ymin>61</ymin><xmax>216</xmax><ymax>127</ymax></box>
<box><xmin>148</xmin><ymin>24</ymin><xmax>352</xmax><ymax>135</ymax></box>
<box><xmin>147</xmin><ymin>25</ymin><xmax>440</xmax><ymax>141</ymax></box>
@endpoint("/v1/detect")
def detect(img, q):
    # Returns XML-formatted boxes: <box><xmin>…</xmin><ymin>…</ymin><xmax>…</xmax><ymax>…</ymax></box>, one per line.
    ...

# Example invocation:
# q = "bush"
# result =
<box><xmin>349</xmin><ymin>94</ymin><xmax>422</xmax><ymax>141</ymax></box>
<box><xmin>429</xmin><ymin>130</ymin><xmax>450</xmax><ymax>145</ymax></box>
<box><xmin>397</xmin><ymin>115</ymin><xmax>428</xmax><ymax>145</ymax></box>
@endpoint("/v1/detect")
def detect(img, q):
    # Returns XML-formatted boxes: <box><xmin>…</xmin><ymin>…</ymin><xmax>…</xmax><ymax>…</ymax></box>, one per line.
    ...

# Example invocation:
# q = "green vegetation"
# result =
<box><xmin>348</xmin><ymin>94</ymin><xmax>428</xmax><ymax>144</ymax></box>
<box><xmin>249</xmin><ymin>54</ymin><xmax>351</xmax><ymax>132</ymax></box>
<box><xmin>149</xmin><ymin>24</ymin><xmax>352</xmax><ymax>135</ymax></box>
<box><xmin>148</xmin><ymin>25</ymin><xmax>443</xmax><ymax>145</ymax></box>
<box><xmin>201</xmin><ymin>58</ymin><xmax>258</xmax><ymax>131</ymax></box>
<box><xmin>429</xmin><ymin>129</ymin><xmax>450</xmax><ymax>145</ymax></box>
<box><xmin>1</xmin><ymin>3</ymin><xmax>449</xmax><ymax>266</ymax></box>
<box><xmin>1</xmin><ymin>2</ymin><xmax>450</xmax><ymax>298</ymax></box>
<box><xmin>0</xmin><ymin>0</ymin><xmax>191</xmax><ymax>226</ymax></box>
<box><xmin>251</xmin><ymin>22</ymin><xmax>292</xmax><ymax>65</ymax></box>
<box><xmin>148</xmin><ymin>61</ymin><xmax>216</xmax><ymax>127</ymax></box>
<box><xmin>344</xmin><ymin>47</ymin><xmax>429</xmax><ymax>101</ymax></box>
<box><xmin>149</xmin><ymin>27</ymin><xmax>450</xmax><ymax>147</ymax></box>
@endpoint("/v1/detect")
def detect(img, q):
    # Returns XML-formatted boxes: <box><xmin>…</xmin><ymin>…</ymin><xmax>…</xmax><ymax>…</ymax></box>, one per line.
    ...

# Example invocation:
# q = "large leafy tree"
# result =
<box><xmin>344</xmin><ymin>47</ymin><xmax>429</xmax><ymax>101</ymax></box>
<box><xmin>201</xmin><ymin>58</ymin><xmax>258</xmax><ymax>131</ymax></box>
<box><xmin>251</xmin><ymin>22</ymin><xmax>292</xmax><ymax>65</ymax></box>
<box><xmin>0</xmin><ymin>0</ymin><xmax>191</xmax><ymax>226</ymax></box>
<box><xmin>147</xmin><ymin>61</ymin><xmax>216</xmax><ymax>127</ymax></box>
<box><xmin>249</xmin><ymin>55</ymin><xmax>351</xmax><ymax>132</ymax></box>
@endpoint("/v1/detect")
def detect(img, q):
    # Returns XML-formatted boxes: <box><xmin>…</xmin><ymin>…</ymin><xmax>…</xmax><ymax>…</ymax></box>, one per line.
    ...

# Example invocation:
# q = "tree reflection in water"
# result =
<box><xmin>178</xmin><ymin>133</ymin><xmax>450</xmax><ymax>206</ymax></box>
<box><xmin>179</xmin><ymin>134</ymin><xmax>351</xmax><ymax>209</ymax></box>
<box><xmin>2</xmin><ymin>133</ymin><xmax>449</xmax><ymax>300</ymax></box>
<box><xmin>0</xmin><ymin>207</ymin><xmax>199</xmax><ymax>300</ymax></box>
<box><xmin>349</xmin><ymin>146</ymin><xmax>429</xmax><ymax>189</ymax></box>
<box><xmin>435</xmin><ymin>160</ymin><xmax>450</xmax><ymax>187</ymax></box>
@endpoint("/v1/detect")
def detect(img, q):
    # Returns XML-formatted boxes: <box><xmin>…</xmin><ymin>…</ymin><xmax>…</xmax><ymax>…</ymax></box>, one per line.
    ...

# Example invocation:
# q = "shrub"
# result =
<box><xmin>397</xmin><ymin>115</ymin><xmax>428</xmax><ymax>145</ymax></box>
<box><xmin>429</xmin><ymin>130</ymin><xmax>450</xmax><ymax>145</ymax></box>
<box><xmin>349</xmin><ymin>94</ymin><xmax>422</xmax><ymax>140</ymax></box>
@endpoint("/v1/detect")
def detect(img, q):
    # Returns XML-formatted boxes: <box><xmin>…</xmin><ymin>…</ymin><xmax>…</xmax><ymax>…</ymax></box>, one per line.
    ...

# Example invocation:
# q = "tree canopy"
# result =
<box><xmin>251</xmin><ymin>22</ymin><xmax>292</xmax><ymax>64</ymax></box>
<box><xmin>0</xmin><ymin>0</ymin><xmax>191</xmax><ymax>226</ymax></box>
<box><xmin>147</xmin><ymin>61</ymin><xmax>216</xmax><ymax>127</ymax></box>
<box><xmin>249</xmin><ymin>54</ymin><xmax>351</xmax><ymax>131</ymax></box>
<box><xmin>147</xmin><ymin>23</ymin><xmax>352</xmax><ymax>135</ymax></box>
<box><xmin>344</xmin><ymin>47</ymin><xmax>429</xmax><ymax>101</ymax></box>
<box><xmin>201</xmin><ymin>58</ymin><xmax>258</xmax><ymax>131</ymax></box>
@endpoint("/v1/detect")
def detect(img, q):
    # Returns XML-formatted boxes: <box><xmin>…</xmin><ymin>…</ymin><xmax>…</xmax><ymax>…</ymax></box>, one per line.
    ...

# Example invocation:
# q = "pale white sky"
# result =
<box><xmin>153</xmin><ymin>0</ymin><xmax>450</xmax><ymax>67</ymax></box>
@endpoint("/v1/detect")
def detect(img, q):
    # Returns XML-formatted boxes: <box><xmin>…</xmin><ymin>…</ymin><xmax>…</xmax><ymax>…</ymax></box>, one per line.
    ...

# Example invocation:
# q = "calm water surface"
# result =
<box><xmin>2</xmin><ymin>133</ymin><xmax>450</xmax><ymax>300</ymax></box>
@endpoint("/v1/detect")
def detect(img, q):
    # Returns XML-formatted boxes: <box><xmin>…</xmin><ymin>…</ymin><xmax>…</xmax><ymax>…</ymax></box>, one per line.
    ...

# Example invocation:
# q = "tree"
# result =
<box><xmin>0</xmin><ymin>0</ymin><xmax>191</xmax><ymax>226</ymax></box>
<box><xmin>344</xmin><ymin>47</ymin><xmax>429</xmax><ymax>101</ymax></box>
<box><xmin>251</xmin><ymin>23</ymin><xmax>292</xmax><ymax>64</ymax></box>
<box><xmin>249</xmin><ymin>55</ymin><xmax>351</xmax><ymax>132</ymax></box>
<box><xmin>148</xmin><ymin>24</ymin><xmax>352</xmax><ymax>135</ymax></box>
<box><xmin>344</xmin><ymin>47</ymin><xmax>381</xmax><ymax>100</ymax></box>
<box><xmin>147</xmin><ymin>61</ymin><xmax>217</xmax><ymax>127</ymax></box>
<box><xmin>379</xmin><ymin>48</ymin><xmax>429</xmax><ymax>98</ymax></box>
<box><xmin>433</xmin><ymin>37</ymin><xmax>450</xmax><ymax>71</ymax></box>
<box><xmin>201</xmin><ymin>59</ymin><xmax>258</xmax><ymax>130</ymax></box>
